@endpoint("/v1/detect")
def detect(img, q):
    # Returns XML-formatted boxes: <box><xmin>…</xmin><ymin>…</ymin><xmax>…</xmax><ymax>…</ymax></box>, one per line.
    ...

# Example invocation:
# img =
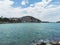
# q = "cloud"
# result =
<box><xmin>21</xmin><ymin>0</ymin><xmax>28</xmax><ymax>5</ymax></box>
<box><xmin>21</xmin><ymin>0</ymin><xmax>26</xmax><ymax>5</ymax></box>
<box><xmin>0</xmin><ymin>0</ymin><xmax>13</xmax><ymax>8</ymax></box>
<box><xmin>0</xmin><ymin>0</ymin><xmax>60</xmax><ymax>22</ymax></box>
<box><xmin>40</xmin><ymin>6</ymin><xmax>60</xmax><ymax>22</ymax></box>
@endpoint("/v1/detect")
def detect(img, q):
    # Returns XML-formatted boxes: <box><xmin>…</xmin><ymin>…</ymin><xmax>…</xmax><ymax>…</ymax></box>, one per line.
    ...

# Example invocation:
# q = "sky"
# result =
<box><xmin>0</xmin><ymin>0</ymin><xmax>60</xmax><ymax>22</ymax></box>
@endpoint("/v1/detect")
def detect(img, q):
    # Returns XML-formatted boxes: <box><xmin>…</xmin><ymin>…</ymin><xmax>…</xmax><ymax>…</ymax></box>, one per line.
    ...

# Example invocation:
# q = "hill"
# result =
<box><xmin>0</xmin><ymin>16</ymin><xmax>42</xmax><ymax>23</ymax></box>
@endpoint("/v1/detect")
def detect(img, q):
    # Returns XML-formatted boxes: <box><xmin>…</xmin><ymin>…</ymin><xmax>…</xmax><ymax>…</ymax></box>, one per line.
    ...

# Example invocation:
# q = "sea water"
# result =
<box><xmin>0</xmin><ymin>23</ymin><xmax>60</xmax><ymax>45</ymax></box>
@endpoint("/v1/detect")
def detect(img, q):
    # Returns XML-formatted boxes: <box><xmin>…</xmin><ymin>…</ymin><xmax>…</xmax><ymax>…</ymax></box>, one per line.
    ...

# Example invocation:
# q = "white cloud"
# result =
<box><xmin>0</xmin><ymin>0</ymin><xmax>60</xmax><ymax>22</ymax></box>
<box><xmin>21</xmin><ymin>1</ymin><xmax>26</xmax><ymax>5</ymax></box>
<box><xmin>0</xmin><ymin>0</ymin><xmax>13</xmax><ymax>8</ymax></box>
<box><xmin>21</xmin><ymin>0</ymin><xmax>28</xmax><ymax>5</ymax></box>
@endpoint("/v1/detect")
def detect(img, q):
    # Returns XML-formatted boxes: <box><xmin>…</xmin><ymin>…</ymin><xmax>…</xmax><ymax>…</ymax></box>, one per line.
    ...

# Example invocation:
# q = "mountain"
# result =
<box><xmin>20</xmin><ymin>16</ymin><xmax>41</xmax><ymax>23</ymax></box>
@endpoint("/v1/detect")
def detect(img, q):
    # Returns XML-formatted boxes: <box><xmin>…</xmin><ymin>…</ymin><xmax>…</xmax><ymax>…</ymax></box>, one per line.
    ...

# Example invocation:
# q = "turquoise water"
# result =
<box><xmin>0</xmin><ymin>23</ymin><xmax>60</xmax><ymax>45</ymax></box>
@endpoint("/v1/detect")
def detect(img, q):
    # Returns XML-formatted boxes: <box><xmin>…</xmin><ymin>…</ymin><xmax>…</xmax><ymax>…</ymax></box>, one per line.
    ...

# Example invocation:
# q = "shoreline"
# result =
<box><xmin>0</xmin><ymin>22</ymin><xmax>59</xmax><ymax>24</ymax></box>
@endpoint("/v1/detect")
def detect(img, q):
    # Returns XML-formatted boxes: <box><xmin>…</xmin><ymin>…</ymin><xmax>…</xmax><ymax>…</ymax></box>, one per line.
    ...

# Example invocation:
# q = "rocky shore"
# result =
<box><xmin>31</xmin><ymin>40</ymin><xmax>60</xmax><ymax>45</ymax></box>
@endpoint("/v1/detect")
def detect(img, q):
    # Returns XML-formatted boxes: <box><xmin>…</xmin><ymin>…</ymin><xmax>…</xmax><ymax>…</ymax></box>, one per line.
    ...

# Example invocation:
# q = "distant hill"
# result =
<box><xmin>20</xmin><ymin>16</ymin><xmax>41</xmax><ymax>23</ymax></box>
<box><xmin>56</xmin><ymin>21</ymin><xmax>60</xmax><ymax>23</ymax></box>
<box><xmin>41</xmin><ymin>21</ymin><xmax>50</xmax><ymax>23</ymax></box>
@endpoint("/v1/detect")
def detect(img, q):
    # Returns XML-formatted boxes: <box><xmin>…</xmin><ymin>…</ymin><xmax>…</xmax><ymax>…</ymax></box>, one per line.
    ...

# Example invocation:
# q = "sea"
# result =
<box><xmin>0</xmin><ymin>23</ymin><xmax>60</xmax><ymax>45</ymax></box>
